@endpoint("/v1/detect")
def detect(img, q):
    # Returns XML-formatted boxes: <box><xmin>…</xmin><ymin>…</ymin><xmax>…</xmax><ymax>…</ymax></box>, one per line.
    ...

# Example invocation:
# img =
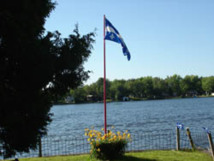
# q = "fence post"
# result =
<box><xmin>207</xmin><ymin>133</ymin><xmax>214</xmax><ymax>160</ymax></box>
<box><xmin>39</xmin><ymin>136</ymin><xmax>42</xmax><ymax>157</ymax></box>
<box><xmin>186</xmin><ymin>127</ymin><xmax>195</xmax><ymax>151</ymax></box>
<box><xmin>176</xmin><ymin>127</ymin><xmax>180</xmax><ymax>151</ymax></box>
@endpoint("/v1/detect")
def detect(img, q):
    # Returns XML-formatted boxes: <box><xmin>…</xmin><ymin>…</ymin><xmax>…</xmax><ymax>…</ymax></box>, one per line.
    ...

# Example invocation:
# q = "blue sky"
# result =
<box><xmin>45</xmin><ymin>0</ymin><xmax>214</xmax><ymax>85</ymax></box>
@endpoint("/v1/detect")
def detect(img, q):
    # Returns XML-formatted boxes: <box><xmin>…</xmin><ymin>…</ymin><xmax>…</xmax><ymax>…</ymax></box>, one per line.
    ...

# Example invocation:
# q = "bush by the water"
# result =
<box><xmin>85</xmin><ymin>128</ymin><xmax>131</xmax><ymax>160</ymax></box>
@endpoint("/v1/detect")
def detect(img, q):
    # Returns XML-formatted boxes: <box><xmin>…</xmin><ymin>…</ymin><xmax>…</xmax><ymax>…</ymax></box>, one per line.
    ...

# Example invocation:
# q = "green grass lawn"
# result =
<box><xmin>9</xmin><ymin>150</ymin><xmax>212</xmax><ymax>161</ymax></box>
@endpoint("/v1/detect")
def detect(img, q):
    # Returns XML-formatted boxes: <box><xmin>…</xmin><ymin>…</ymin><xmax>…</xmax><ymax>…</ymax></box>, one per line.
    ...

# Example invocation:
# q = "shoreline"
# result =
<box><xmin>54</xmin><ymin>95</ymin><xmax>214</xmax><ymax>105</ymax></box>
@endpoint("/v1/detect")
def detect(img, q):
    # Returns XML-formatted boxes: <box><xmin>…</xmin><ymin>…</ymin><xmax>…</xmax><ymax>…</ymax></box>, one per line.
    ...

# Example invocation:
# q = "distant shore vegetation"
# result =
<box><xmin>58</xmin><ymin>75</ymin><xmax>214</xmax><ymax>104</ymax></box>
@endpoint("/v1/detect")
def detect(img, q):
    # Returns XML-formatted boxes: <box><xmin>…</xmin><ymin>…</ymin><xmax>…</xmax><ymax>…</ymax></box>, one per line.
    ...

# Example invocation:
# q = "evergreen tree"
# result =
<box><xmin>0</xmin><ymin>0</ymin><xmax>94</xmax><ymax>157</ymax></box>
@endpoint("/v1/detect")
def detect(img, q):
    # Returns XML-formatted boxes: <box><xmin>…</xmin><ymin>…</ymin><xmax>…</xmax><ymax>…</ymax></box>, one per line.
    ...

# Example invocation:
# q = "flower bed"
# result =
<box><xmin>85</xmin><ymin>128</ymin><xmax>131</xmax><ymax>160</ymax></box>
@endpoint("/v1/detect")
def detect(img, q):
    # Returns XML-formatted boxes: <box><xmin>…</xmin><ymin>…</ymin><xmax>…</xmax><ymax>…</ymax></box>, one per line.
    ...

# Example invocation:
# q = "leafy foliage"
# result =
<box><xmin>93</xmin><ymin>140</ymin><xmax>127</xmax><ymax>160</ymax></box>
<box><xmin>85</xmin><ymin>128</ymin><xmax>131</xmax><ymax>160</ymax></box>
<box><xmin>69</xmin><ymin>75</ymin><xmax>214</xmax><ymax>103</ymax></box>
<box><xmin>0</xmin><ymin>0</ymin><xmax>94</xmax><ymax>157</ymax></box>
<box><xmin>180</xmin><ymin>75</ymin><xmax>202</xmax><ymax>96</ymax></box>
<box><xmin>165</xmin><ymin>74</ymin><xmax>182</xmax><ymax>96</ymax></box>
<box><xmin>202</xmin><ymin>76</ymin><xmax>214</xmax><ymax>94</ymax></box>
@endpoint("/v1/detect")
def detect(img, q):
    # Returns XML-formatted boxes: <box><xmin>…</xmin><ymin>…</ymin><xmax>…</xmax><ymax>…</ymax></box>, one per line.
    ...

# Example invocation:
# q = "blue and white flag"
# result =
<box><xmin>104</xmin><ymin>17</ymin><xmax>131</xmax><ymax>61</ymax></box>
<box><xmin>202</xmin><ymin>127</ymin><xmax>211</xmax><ymax>134</ymax></box>
<box><xmin>176</xmin><ymin>122</ymin><xmax>184</xmax><ymax>130</ymax></box>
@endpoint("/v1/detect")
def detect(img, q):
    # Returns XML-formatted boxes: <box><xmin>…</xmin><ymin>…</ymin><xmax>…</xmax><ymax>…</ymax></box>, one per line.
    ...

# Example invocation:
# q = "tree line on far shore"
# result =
<box><xmin>63</xmin><ymin>75</ymin><xmax>214</xmax><ymax>103</ymax></box>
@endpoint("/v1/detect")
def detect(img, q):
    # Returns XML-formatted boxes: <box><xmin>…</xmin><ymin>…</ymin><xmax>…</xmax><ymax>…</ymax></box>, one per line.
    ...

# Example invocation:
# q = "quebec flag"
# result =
<box><xmin>104</xmin><ymin>17</ymin><xmax>131</xmax><ymax>61</ymax></box>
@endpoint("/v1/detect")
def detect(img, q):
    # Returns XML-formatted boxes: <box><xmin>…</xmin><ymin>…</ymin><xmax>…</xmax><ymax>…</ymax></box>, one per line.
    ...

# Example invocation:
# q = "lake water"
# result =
<box><xmin>47</xmin><ymin>97</ymin><xmax>214</xmax><ymax>137</ymax></box>
<box><xmin>1</xmin><ymin>97</ymin><xmax>213</xmax><ymax>159</ymax></box>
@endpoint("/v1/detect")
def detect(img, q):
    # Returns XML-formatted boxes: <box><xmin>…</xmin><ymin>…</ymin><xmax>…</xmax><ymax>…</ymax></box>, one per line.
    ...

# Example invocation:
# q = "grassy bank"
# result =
<box><xmin>9</xmin><ymin>150</ymin><xmax>212</xmax><ymax>161</ymax></box>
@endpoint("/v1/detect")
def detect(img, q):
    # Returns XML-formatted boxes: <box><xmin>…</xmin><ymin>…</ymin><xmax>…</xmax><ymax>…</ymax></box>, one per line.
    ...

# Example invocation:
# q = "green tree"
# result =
<box><xmin>94</xmin><ymin>78</ymin><xmax>110</xmax><ymax>101</ymax></box>
<box><xmin>110</xmin><ymin>80</ymin><xmax>129</xmax><ymax>101</ymax></box>
<box><xmin>126</xmin><ymin>78</ymin><xmax>144</xmax><ymax>98</ymax></box>
<box><xmin>165</xmin><ymin>74</ymin><xmax>182</xmax><ymax>96</ymax></box>
<box><xmin>141</xmin><ymin>77</ymin><xmax>154</xmax><ymax>99</ymax></box>
<box><xmin>95</xmin><ymin>78</ymin><xmax>104</xmax><ymax>101</ymax></box>
<box><xmin>0</xmin><ymin>0</ymin><xmax>94</xmax><ymax>157</ymax></box>
<box><xmin>180</xmin><ymin>75</ymin><xmax>202</xmax><ymax>96</ymax></box>
<box><xmin>152</xmin><ymin>77</ymin><xmax>168</xmax><ymax>98</ymax></box>
<box><xmin>70</xmin><ymin>87</ymin><xmax>87</xmax><ymax>103</ymax></box>
<box><xmin>82</xmin><ymin>78</ymin><xmax>111</xmax><ymax>102</ymax></box>
<box><xmin>202</xmin><ymin>76</ymin><xmax>214</xmax><ymax>95</ymax></box>
<box><xmin>85</xmin><ymin>83</ymin><xmax>98</xmax><ymax>100</ymax></box>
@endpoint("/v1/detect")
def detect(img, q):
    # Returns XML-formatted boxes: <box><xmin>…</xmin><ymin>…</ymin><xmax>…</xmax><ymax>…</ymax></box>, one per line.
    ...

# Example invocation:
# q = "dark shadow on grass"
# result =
<box><xmin>116</xmin><ymin>156</ymin><xmax>157</xmax><ymax>161</ymax></box>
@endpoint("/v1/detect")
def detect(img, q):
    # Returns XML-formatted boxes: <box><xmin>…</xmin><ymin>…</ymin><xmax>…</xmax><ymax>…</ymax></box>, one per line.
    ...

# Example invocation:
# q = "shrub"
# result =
<box><xmin>85</xmin><ymin>128</ymin><xmax>131</xmax><ymax>160</ymax></box>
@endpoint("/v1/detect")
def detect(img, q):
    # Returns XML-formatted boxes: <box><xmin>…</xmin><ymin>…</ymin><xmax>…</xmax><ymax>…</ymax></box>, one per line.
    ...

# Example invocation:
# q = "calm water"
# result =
<box><xmin>47</xmin><ymin>97</ymin><xmax>214</xmax><ymax>137</ymax></box>
<box><xmin>1</xmin><ymin>97</ymin><xmax>213</xmax><ymax>159</ymax></box>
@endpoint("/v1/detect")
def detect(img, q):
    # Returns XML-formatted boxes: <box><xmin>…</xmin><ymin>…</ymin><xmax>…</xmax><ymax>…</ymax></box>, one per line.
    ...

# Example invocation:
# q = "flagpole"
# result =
<box><xmin>103</xmin><ymin>15</ymin><xmax>107</xmax><ymax>134</ymax></box>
